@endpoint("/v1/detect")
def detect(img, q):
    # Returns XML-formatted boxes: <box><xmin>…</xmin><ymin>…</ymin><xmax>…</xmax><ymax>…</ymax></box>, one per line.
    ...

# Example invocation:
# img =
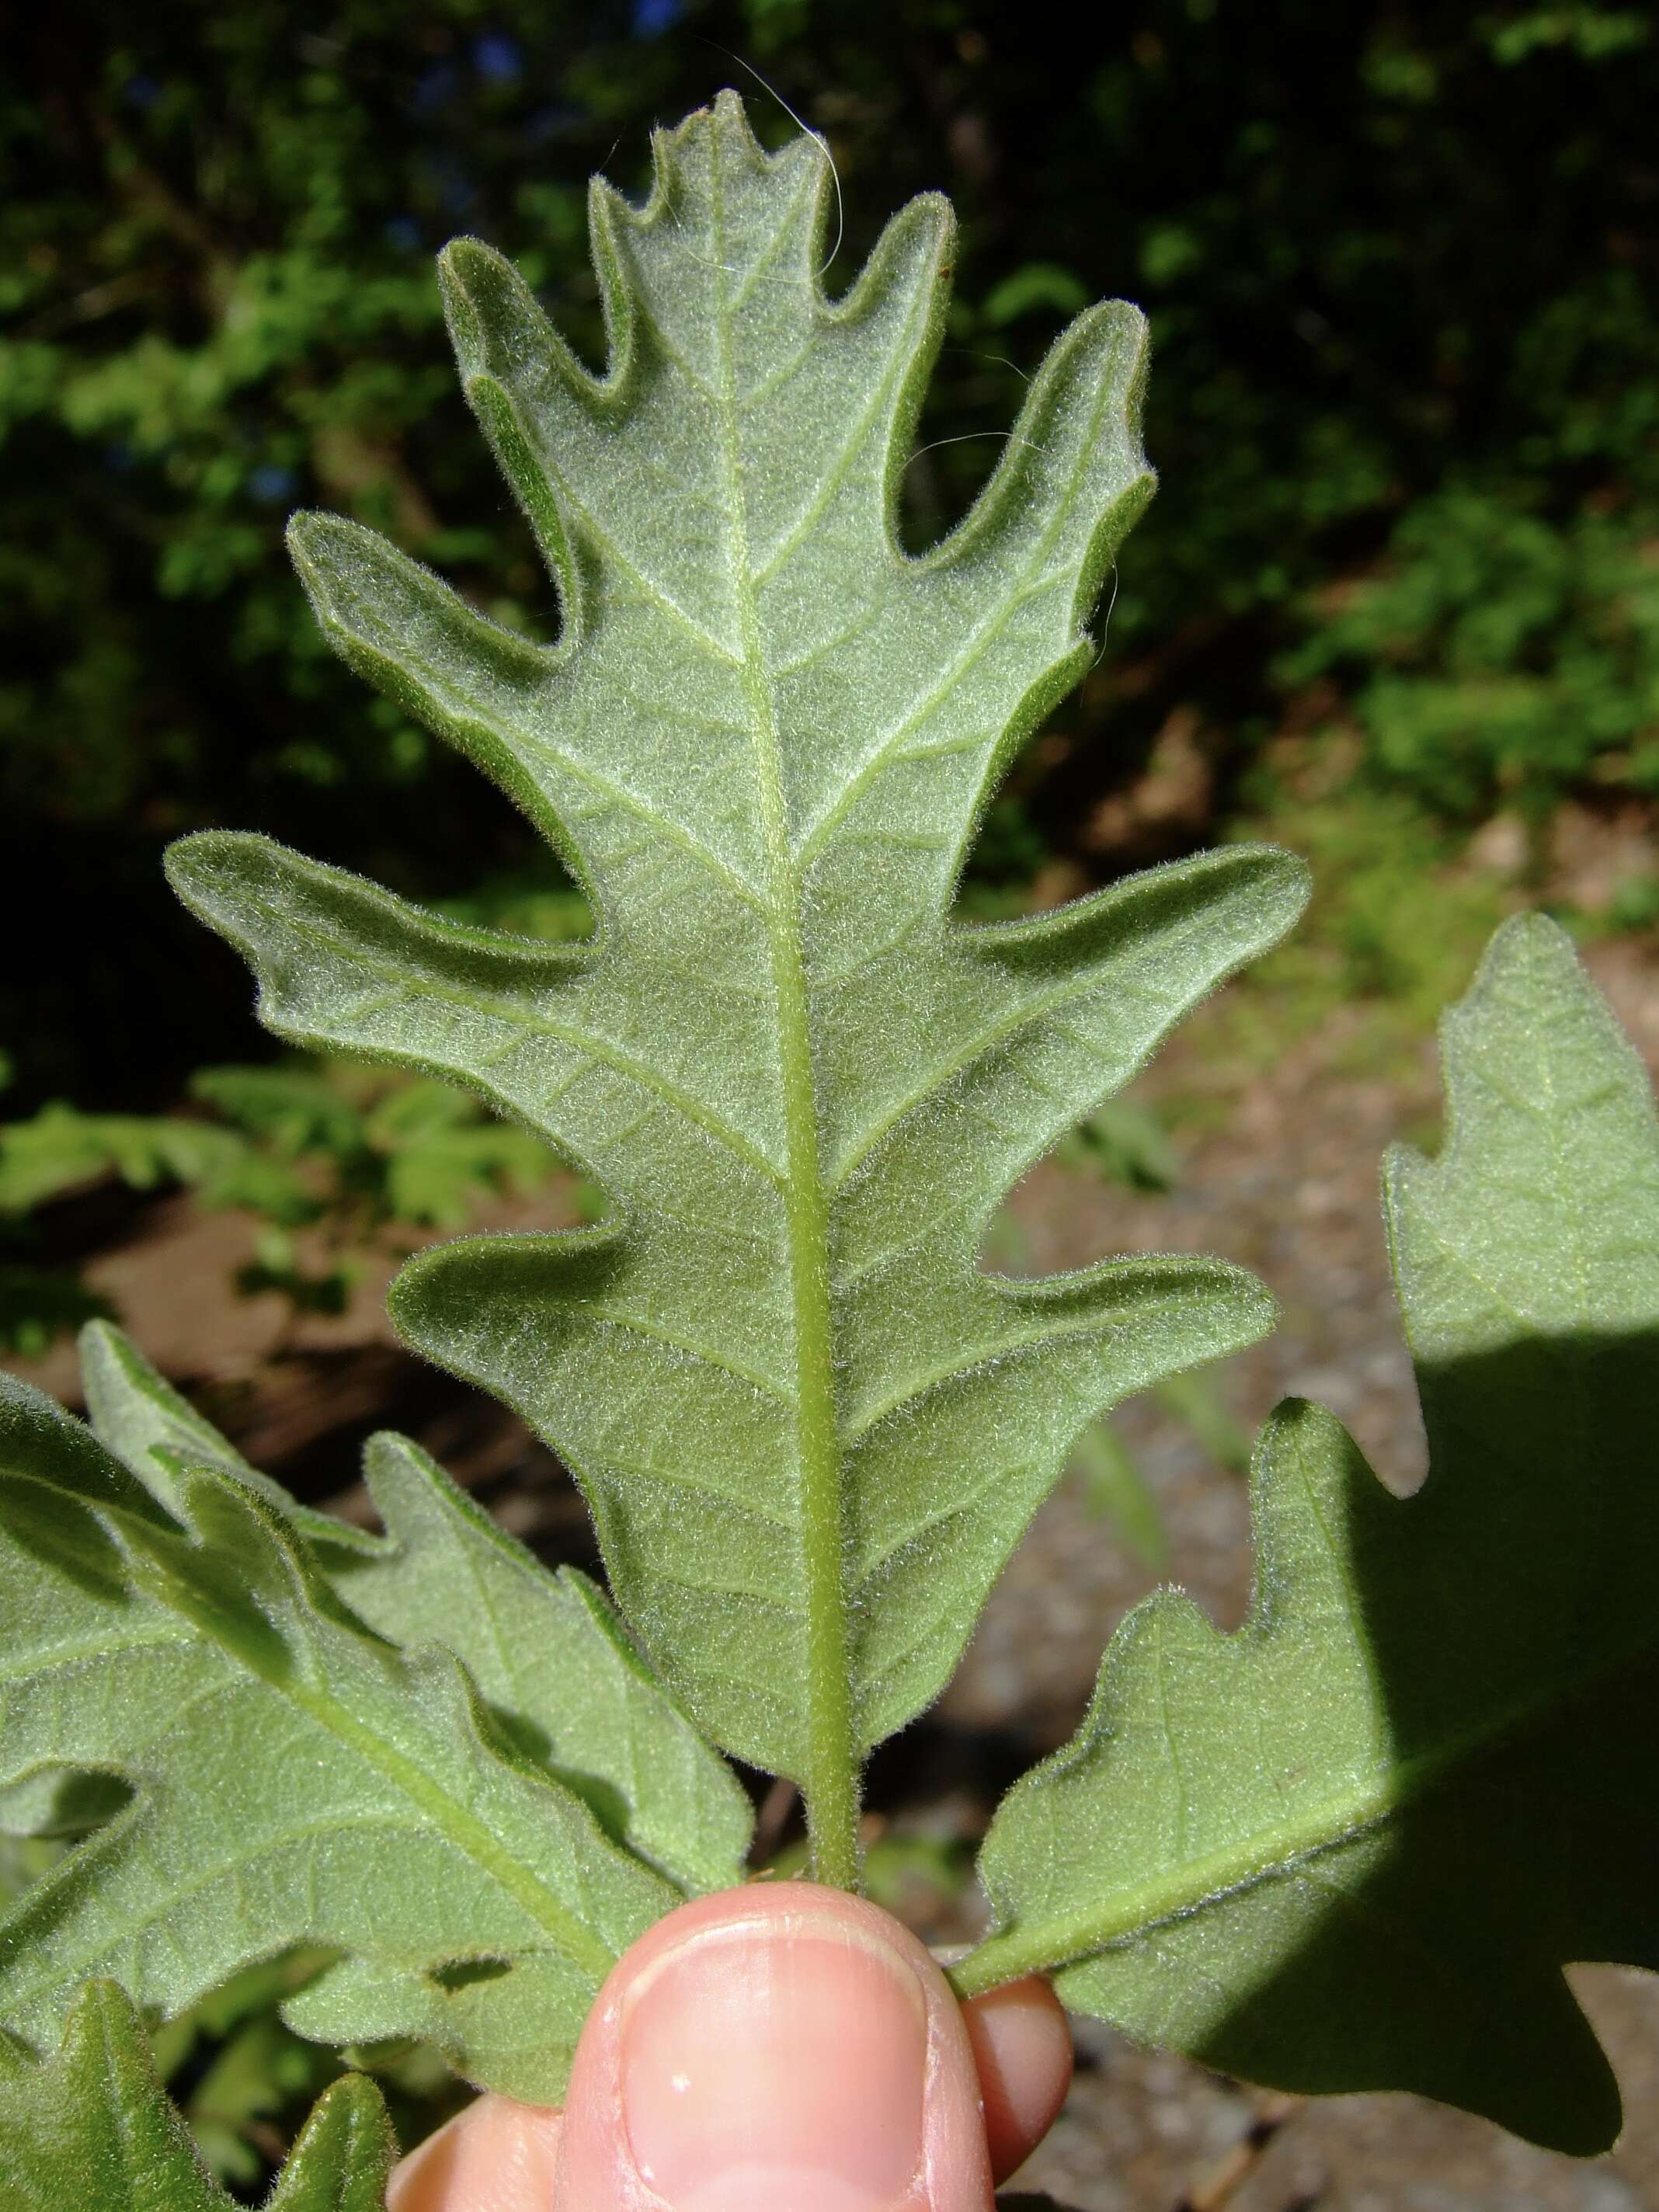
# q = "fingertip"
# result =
<box><xmin>960</xmin><ymin>1976</ymin><xmax>1073</xmax><ymax>2186</ymax></box>
<box><xmin>554</xmin><ymin>1883</ymin><xmax>994</xmax><ymax>2209</ymax></box>
<box><xmin>387</xmin><ymin>2092</ymin><xmax>562</xmax><ymax>2212</ymax></box>
<box><xmin>384</xmin><ymin>1906</ymin><xmax>1073</xmax><ymax>2209</ymax></box>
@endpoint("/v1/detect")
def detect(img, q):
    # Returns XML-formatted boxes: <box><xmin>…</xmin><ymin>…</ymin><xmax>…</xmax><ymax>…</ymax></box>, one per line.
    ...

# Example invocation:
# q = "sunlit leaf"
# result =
<box><xmin>165</xmin><ymin>92</ymin><xmax>1303</xmax><ymax>1880</ymax></box>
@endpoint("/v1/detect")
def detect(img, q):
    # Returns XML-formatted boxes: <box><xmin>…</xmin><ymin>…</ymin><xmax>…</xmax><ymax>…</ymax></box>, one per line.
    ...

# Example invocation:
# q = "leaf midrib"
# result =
<box><xmin>793</xmin><ymin>321</ymin><xmax>1132</xmax><ymax>871</ymax></box>
<box><xmin>706</xmin><ymin>134</ymin><xmax>859</xmax><ymax>1886</ymax></box>
<box><xmin>952</xmin><ymin>1609</ymin><xmax>1657</xmax><ymax>2000</ymax></box>
<box><xmin>280</xmin><ymin>1663</ymin><xmax>619</xmax><ymax>1982</ymax></box>
<box><xmin>57</xmin><ymin>1490</ymin><xmax>626</xmax><ymax>1989</ymax></box>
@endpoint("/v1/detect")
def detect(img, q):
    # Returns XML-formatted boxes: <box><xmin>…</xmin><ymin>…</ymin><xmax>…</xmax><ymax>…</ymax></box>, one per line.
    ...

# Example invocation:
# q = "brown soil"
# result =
<box><xmin>6</xmin><ymin>936</ymin><xmax>1659</xmax><ymax>2209</ymax></box>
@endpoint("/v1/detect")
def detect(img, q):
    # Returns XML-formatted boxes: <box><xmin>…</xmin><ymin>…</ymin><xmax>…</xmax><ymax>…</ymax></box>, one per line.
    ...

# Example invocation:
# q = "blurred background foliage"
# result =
<box><xmin>3</xmin><ymin>0</ymin><xmax>1656</xmax><ymax>1114</ymax></box>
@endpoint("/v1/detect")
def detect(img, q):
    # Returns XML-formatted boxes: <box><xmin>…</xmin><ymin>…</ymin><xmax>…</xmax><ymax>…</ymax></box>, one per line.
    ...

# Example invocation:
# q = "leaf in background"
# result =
<box><xmin>1153</xmin><ymin>1369</ymin><xmax>1250</xmax><ymax>1473</ymax></box>
<box><xmin>0</xmin><ymin>1376</ymin><xmax>678</xmax><ymax>2099</ymax></box>
<box><xmin>981</xmin><ymin>263</ymin><xmax>1092</xmax><ymax>326</ymax></box>
<box><xmin>0</xmin><ymin>1979</ymin><xmax>392</xmax><ymax>2212</ymax></box>
<box><xmin>234</xmin><ymin>1230</ymin><xmax>356</xmax><ymax>1316</ymax></box>
<box><xmin>148</xmin><ymin>1949</ymin><xmax>343</xmax><ymax>2186</ymax></box>
<box><xmin>0</xmin><ymin>1101</ymin><xmax>246</xmax><ymax>1213</ymax></box>
<box><xmin>165</xmin><ymin>92</ymin><xmax>1306</xmax><ymax>1877</ymax></box>
<box><xmin>0</xmin><ymin>1264</ymin><xmax>113</xmax><ymax>1358</ymax></box>
<box><xmin>189</xmin><ymin>1065</ymin><xmax>368</xmax><ymax>1159</ymax></box>
<box><xmin>1063</xmin><ymin>1096</ymin><xmax>1181</xmax><ymax>1191</ymax></box>
<box><xmin>957</xmin><ymin>916</ymin><xmax>1659</xmax><ymax>2154</ymax></box>
<box><xmin>364</xmin><ymin>1079</ymin><xmax>552</xmax><ymax>1226</ymax></box>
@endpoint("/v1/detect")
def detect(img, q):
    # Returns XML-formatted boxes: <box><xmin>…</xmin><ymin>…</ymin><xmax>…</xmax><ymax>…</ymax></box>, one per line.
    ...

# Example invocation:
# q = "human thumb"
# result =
<box><xmin>553</xmin><ymin>1882</ymin><xmax>1003</xmax><ymax>2212</ymax></box>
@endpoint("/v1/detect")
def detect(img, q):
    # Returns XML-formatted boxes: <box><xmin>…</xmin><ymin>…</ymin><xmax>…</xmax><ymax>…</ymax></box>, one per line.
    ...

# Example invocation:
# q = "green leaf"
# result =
<box><xmin>188</xmin><ymin>1066</ymin><xmax>367</xmax><ymax>1158</ymax></box>
<box><xmin>0</xmin><ymin>1102</ymin><xmax>246</xmax><ymax>1214</ymax></box>
<box><xmin>364</xmin><ymin>1080</ymin><xmax>552</xmax><ymax>1226</ymax></box>
<box><xmin>330</xmin><ymin>1431</ymin><xmax>753</xmax><ymax>1895</ymax></box>
<box><xmin>79</xmin><ymin>1320</ymin><xmax>750</xmax><ymax>1897</ymax></box>
<box><xmin>1063</xmin><ymin>1096</ymin><xmax>1181</xmax><ymax>1191</ymax></box>
<box><xmin>982</xmin><ymin>262</ymin><xmax>1093</xmax><ymax>326</ymax></box>
<box><xmin>0</xmin><ymin>1265</ymin><xmax>113</xmax><ymax>1358</ymax></box>
<box><xmin>958</xmin><ymin>916</ymin><xmax>1659</xmax><ymax>2155</ymax></box>
<box><xmin>78</xmin><ymin>1318</ymin><xmax>381</xmax><ymax>1560</ymax></box>
<box><xmin>0</xmin><ymin>1375</ymin><xmax>679</xmax><ymax>2101</ymax></box>
<box><xmin>164</xmin><ymin>92</ymin><xmax>1305</xmax><ymax>1880</ymax></box>
<box><xmin>0</xmin><ymin>1978</ymin><xmax>393</xmax><ymax>2212</ymax></box>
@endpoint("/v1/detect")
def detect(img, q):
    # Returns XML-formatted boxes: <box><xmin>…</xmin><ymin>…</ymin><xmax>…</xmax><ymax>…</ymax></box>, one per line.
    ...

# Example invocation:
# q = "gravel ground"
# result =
<box><xmin>8</xmin><ymin>936</ymin><xmax>1659</xmax><ymax>2208</ymax></box>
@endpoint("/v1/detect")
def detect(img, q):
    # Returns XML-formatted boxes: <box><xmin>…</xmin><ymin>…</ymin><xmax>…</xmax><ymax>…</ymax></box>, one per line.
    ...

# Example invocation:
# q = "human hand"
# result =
<box><xmin>386</xmin><ymin>1882</ymin><xmax>1073</xmax><ymax>2210</ymax></box>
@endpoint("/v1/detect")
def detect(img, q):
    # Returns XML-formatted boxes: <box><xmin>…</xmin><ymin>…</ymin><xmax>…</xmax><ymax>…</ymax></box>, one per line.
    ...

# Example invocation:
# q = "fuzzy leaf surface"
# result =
<box><xmin>164</xmin><ymin>92</ymin><xmax>1303</xmax><ymax>1872</ymax></box>
<box><xmin>78</xmin><ymin>1317</ymin><xmax>383</xmax><ymax>1560</ymax></box>
<box><xmin>0</xmin><ymin>1978</ymin><xmax>393</xmax><ymax>2212</ymax></box>
<box><xmin>959</xmin><ymin>916</ymin><xmax>1659</xmax><ymax>2154</ymax></box>
<box><xmin>0</xmin><ymin>1374</ymin><xmax>680</xmax><ymax>2101</ymax></box>
<box><xmin>79</xmin><ymin>1320</ymin><xmax>751</xmax><ymax>1897</ymax></box>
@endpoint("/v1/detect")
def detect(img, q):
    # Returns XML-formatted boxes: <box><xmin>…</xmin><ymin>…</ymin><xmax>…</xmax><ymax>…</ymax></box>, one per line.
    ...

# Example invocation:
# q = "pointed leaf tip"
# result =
<box><xmin>0</xmin><ymin>1978</ymin><xmax>395</xmax><ymax>2209</ymax></box>
<box><xmin>269</xmin><ymin>2072</ymin><xmax>398</xmax><ymax>2212</ymax></box>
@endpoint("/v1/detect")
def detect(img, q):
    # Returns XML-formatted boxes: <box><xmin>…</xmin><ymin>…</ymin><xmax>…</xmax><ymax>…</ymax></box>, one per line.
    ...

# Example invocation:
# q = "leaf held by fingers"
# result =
<box><xmin>164</xmin><ymin>92</ymin><xmax>1305</xmax><ymax>1881</ymax></box>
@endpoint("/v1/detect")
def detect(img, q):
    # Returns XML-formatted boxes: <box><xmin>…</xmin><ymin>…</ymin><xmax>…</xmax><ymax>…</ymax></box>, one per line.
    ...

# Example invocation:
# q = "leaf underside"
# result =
<box><xmin>961</xmin><ymin>916</ymin><xmax>1659</xmax><ymax>2155</ymax></box>
<box><xmin>0</xmin><ymin>1978</ymin><xmax>393</xmax><ymax>2212</ymax></box>
<box><xmin>0</xmin><ymin>1325</ymin><xmax>746</xmax><ymax>2101</ymax></box>
<box><xmin>0</xmin><ymin>86</ymin><xmax>1643</xmax><ymax>2179</ymax></box>
<box><xmin>76</xmin><ymin>1320</ymin><xmax>750</xmax><ymax>1901</ymax></box>
<box><xmin>164</xmin><ymin>90</ymin><xmax>1305</xmax><ymax>1873</ymax></box>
